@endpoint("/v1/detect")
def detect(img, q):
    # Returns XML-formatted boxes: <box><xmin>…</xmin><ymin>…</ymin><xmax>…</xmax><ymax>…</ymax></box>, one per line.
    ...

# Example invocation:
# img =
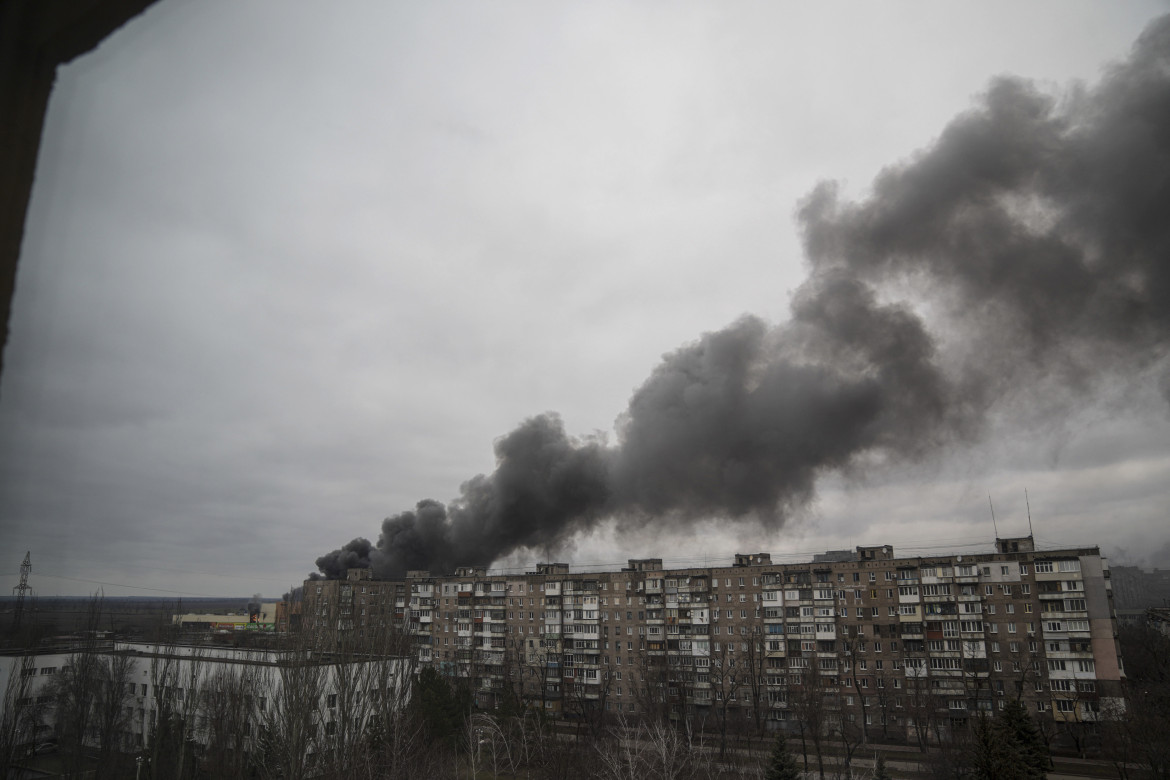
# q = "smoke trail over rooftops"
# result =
<box><xmin>316</xmin><ymin>15</ymin><xmax>1170</xmax><ymax>580</ymax></box>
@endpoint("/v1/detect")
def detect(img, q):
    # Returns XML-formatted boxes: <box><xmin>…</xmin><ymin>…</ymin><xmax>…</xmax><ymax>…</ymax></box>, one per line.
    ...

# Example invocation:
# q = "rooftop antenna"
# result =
<box><xmin>1025</xmin><ymin>488</ymin><xmax>1034</xmax><ymax>538</ymax></box>
<box><xmin>988</xmin><ymin>495</ymin><xmax>999</xmax><ymax>538</ymax></box>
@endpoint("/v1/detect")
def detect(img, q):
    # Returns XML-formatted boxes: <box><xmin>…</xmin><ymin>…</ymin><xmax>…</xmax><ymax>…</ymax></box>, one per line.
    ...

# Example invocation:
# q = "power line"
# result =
<box><xmin>2</xmin><ymin>557</ymin><xmax>306</xmax><ymax>593</ymax></box>
<box><xmin>99</xmin><ymin>561</ymin><xmax>301</xmax><ymax>585</ymax></box>
<box><xmin>25</xmin><ymin>572</ymin><xmax>230</xmax><ymax>599</ymax></box>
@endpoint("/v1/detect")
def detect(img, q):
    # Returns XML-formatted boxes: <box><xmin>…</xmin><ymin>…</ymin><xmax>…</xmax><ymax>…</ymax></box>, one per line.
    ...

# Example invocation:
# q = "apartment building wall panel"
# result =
<box><xmin>301</xmin><ymin>537</ymin><xmax>1122</xmax><ymax>736</ymax></box>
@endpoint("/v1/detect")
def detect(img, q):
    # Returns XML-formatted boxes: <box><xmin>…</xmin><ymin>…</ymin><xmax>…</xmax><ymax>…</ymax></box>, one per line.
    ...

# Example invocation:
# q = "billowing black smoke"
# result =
<box><xmin>315</xmin><ymin>537</ymin><xmax>374</xmax><ymax>578</ymax></box>
<box><xmin>316</xmin><ymin>15</ymin><xmax>1170</xmax><ymax>580</ymax></box>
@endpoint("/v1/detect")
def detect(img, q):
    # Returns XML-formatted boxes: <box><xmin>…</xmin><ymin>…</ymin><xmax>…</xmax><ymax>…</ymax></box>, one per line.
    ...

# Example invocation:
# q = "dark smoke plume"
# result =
<box><xmin>315</xmin><ymin>537</ymin><xmax>374</xmax><ymax>578</ymax></box>
<box><xmin>315</xmin><ymin>15</ymin><xmax>1170</xmax><ymax>580</ymax></box>
<box><xmin>248</xmin><ymin>593</ymin><xmax>262</xmax><ymax>621</ymax></box>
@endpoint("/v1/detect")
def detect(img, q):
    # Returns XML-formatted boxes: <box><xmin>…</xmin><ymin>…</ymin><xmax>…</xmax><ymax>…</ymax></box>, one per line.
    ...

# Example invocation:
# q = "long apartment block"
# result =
<box><xmin>302</xmin><ymin>536</ymin><xmax>1122</xmax><ymax>738</ymax></box>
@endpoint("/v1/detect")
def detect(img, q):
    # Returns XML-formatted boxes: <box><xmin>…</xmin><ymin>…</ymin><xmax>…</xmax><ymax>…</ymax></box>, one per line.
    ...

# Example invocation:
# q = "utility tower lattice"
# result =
<box><xmin>11</xmin><ymin>551</ymin><xmax>31</xmax><ymax>633</ymax></box>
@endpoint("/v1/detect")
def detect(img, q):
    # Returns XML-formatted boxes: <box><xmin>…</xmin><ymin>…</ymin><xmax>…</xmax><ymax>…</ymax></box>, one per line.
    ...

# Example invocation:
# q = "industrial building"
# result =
<box><xmin>171</xmin><ymin>601</ymin><xmax>280</xmax><ymax>632</ymax></box>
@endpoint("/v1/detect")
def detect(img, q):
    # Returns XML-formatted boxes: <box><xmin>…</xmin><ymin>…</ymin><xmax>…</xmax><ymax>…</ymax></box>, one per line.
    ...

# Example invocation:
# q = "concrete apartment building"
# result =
<box><xmin>302</xmin><ymin>536</ymin><xmax>1122</xmax><ymax>741</ymax></box>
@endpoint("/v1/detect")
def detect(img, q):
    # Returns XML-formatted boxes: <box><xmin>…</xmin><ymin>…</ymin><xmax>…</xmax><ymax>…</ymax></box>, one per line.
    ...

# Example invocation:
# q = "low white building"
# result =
<box><xmin>1</xmin><ymin>640</ymin><xmax>410</xmax><ymax>770</ymax></box>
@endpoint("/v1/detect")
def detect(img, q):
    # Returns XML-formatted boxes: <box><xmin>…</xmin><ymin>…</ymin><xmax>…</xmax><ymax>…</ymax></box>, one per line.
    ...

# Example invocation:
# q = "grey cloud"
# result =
<box><xmin>319</xmin><ymin>14</ymin><xmax>1170</xmax><ymax>580</ymax></box>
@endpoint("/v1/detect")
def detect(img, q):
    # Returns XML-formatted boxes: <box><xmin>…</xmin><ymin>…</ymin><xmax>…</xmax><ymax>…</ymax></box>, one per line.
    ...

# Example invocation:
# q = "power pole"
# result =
<box><xmin>11</xmin><ymin>551</ymin><xmax>31</xmax><ymax>633</ymax></box>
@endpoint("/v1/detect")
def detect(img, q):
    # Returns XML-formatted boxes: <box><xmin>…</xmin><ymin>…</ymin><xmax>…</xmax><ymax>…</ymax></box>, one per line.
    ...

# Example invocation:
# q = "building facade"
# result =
<box><xmin>1</xmin><ymin>640</ymin><xmax>409</xmax><ymax>764</ymax></box>
<box><xmin>302</xmin><ymin>536</ymin><xmax>1123</xmax><ymax>740</ymax></box>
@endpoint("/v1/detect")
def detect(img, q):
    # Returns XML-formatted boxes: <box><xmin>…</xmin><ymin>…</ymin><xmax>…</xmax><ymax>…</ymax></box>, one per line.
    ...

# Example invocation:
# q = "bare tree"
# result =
<box><xmin>706</xmin><ymin>638</ymin><xmax>745</xmax><ymax>761</ymax></box>
<box><xmin>141</xmin><ymin>628</ymin><xmax>201</xmax><ymax>780</ymax></box>
<box><xmin>564</xmin><ymin>657</ymin><xmax>612</xmax><ymax>741</ymax></box>
<box><xmin>842</xmin><ymin>630</ymin><xmax>871</xmax><ymax>745</ymax></box>
<box><xmin>742</xmin><ymin>629</ymin><xmax>770</xmax><ymax>738</ymax></box>
<box><xmin>364</xmin><ymin>620</ymin><xmax>421</xmax><ymax>780</ymax></box>
<box><xmin>1099</xmin><ymin>624</ymin><xmax>1170</xmax><ymax>780</ymax></box>
<box><xmin>50</xmin><ymin>644</ymin><xmax>136</xmax><ymax>779</ymax></box>
<box><xmin>198</xmin><ymin>659</ymin><xmax>261</xmax><ymax>780</ymax></box>
<box><xmin>787</xmin><ymin>653</ymin><xmax>830</xmax><ymax>780</ymax></box>
<box><xmin>0</xmin><ymin>652</ymin><xmax>44</xmax><ymax>775</ymax></box>
<box><xmin>593</xmin><ymin>715</ymin><xmax>644</xmax><ymax>780</ymax></box>
<box><xmin>51</xmin><ymin>651</ymin><xmax>99</xmax><ymax>777</ymax></box>
<box><xmin>901</xmin><ymin>644</ymin><xmax>942</xmax><ymax>752</ymax></box>
<box><xmin>255</xmin><ymin>639</ymin><xmax>325</xmax><ymax>780</ymax></box>
<box><xmin>631</xmin><ymin>647</ymin><xmax>672</xmax><ymax>726</ymax></box>
<box><xmin>1099</xmin><ymin>694</ymin><xmax>1143</xmax><ymax>780</ymax></box>
<box><xmin>643</xmin><ymin>716</ymin><xmax>699</xmax><ymax>780</ymax></box>
<box><xmin>511</xmin><ymin>634</ymin><xmax>563</xmax><ymax>716</ymax></box>
<box><xmin>593</xmin><ymin>715</ymin><xmax>703</xmax><ymax>780</ymax></box>
<box><xmin>92</xmin><ymin>650</ymin><xmax>136</xmax><ymax>779</ymax></box>
<box><xmin>49</xmin><ymin>595</ymin><xmax>136</xmax><ymax>779</ymax></box>
<box><xmin>468</xmin><ymin>711</ymin><xmax>520</xmax><ymax>779</ymax></box>
<box><xmin>320</xmin><ymin>636</ymin><xmax>377</xmax><ymax>776</ymax></box>
<box><xmin>1046</xmin><ymin>674</ymin><xmax>1100</xmax><ymax>758</ymax></box>
<box><xmin>169</xmin><ymin>644</ymin><xmax>205</xmax><ymax>780</ymax></box>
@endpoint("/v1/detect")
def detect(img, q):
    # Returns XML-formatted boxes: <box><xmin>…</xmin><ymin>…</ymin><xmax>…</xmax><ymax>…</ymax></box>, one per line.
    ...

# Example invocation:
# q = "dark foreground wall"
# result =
<box><xmin>0</xmin><ymin>0</ymin><xmax>160</xmax><ymax>380</ymax></box>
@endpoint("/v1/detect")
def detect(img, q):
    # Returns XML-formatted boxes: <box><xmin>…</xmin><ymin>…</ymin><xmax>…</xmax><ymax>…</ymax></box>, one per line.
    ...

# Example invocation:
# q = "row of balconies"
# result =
<box><xmin>562</xmin><ymin>581</ymin><xmax>600</xmax><ymax>594</ymax></box>
<box><xmin>397</xmin><ymin>562</ymin><xmax>1085</xmax><ymax>597</ymax></box>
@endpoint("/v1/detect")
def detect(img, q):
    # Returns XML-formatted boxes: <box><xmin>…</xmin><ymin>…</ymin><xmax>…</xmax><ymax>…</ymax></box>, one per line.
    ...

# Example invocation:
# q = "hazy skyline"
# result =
<box><xmin>2</xmin><ymin>2</ymin><xmax>1168</xmax><ymax>598</ymax></box>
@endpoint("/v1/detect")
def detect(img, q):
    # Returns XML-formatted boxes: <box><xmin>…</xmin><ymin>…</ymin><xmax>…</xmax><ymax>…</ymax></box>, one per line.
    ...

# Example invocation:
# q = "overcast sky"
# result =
<box><xmin>2</xmin><ymin>1</ymin><xmax>1168</xmax><ymax>598</ymax></box>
